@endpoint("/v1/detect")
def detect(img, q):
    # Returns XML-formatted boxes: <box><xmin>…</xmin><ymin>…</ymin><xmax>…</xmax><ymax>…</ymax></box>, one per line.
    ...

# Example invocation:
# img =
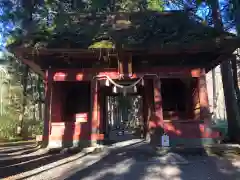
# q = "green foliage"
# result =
<box><xmin>1</xmin><ymin>0</ymin><xmax>166</xmax><ymax>49</ymax></box>
<box><xmin>0</xmin><ymin>116</ymin><xmax>43</xmax><ymax>141</ymax></box>
<box><xmin>0</xmin><ymin>53</ymin><xmax>45</xmax><ymax>141</ymax></box>
<box><xmin>22</xmin><ymin>118</ymin><xmax>43</xmax><ymax>138</ymax></box>
<box><xmin>147</xmin><ymin>0</ymin><xmax>164</xmax><ymax>11</ymax></box>
<box><xmin>116</xmin><ymin>0</ymin><xmax>144</xmax><ymax>11</ymax></box>
<box><xmin>90</xmin><ymin>0</ymin><xmax>110</xmax><ymax>11</ymax></box>
<box><xmin>0</xmin><ymin>116</ymin><xmax>19</xmax><ymax>140</ymax></box>
<box><xmin>89</xmin><ymin>40</ymin><xmax>114</xmax><ymax>48</ymax></box>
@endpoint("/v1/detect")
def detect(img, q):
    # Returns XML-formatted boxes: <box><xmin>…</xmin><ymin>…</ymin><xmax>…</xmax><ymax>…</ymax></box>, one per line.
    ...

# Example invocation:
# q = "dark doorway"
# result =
<box><xmin>62</xmin><ymin>81</ymin><xmax>91</xmax><ymax>122</ymax></box>
<box><xmin>161</xmin><ymin>78</ymin><xmax>199</xmax><ymax>120</ymax></box>
<box><xmin>105</xmin><ymin>95</ymin><xmax>144</xmax><ymax>143</ymax></box>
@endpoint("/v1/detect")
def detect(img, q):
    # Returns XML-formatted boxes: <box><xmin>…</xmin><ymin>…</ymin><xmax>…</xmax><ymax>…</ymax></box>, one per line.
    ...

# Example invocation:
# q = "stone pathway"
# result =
<box><xmin>0</xmin><ymin>141</ymin><xmax>239</xmax><ymax>180</ymax></box>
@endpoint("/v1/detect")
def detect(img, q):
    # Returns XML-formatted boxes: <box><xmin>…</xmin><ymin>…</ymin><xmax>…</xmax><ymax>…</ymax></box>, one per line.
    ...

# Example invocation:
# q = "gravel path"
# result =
<box><xmin>0</xmin><ymin>142</ymin><xmax>240</xmax><ymax>180</ymax></box>
<box><xmin>57</xmin><ymin>148</ymin><xmax>240</xmax><ymax>180</ymax></box>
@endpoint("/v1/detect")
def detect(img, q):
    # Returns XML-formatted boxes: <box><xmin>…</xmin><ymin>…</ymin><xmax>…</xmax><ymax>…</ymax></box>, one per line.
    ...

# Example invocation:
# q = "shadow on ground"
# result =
<box><xmin>57</xmin><ymin>143</ymin><xmax>240</xmax><ymax>180</ymax></box>
<box><xmin>0</xmin><ymin>145</ymin><xmax>40</xmax><ymax>157</ymax></box>
<box><xmin>0</xmin><ymin>144</ymin><xmax>74</xmax><ymax>179</ymax></box>
<box><xmin>0</xmin><ymin>142</ymin><xmax>239</xmax><ymax>180</ymax></box>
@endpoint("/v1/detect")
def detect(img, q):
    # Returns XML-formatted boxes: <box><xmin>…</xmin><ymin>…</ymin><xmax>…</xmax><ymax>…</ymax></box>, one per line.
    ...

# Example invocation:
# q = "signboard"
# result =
<box><xmin>161</xmin><ymin>134</ymin><xmax>170</xmax><ymax>147</ymax></box>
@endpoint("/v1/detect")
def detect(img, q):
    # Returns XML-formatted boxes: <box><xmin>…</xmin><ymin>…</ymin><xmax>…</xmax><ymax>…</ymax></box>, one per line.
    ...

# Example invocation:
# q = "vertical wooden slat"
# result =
<box><xmin>128</xmin><ymin>55</ymin><xmax>133</xmax><ymax>77</ymax></box>
<box><xmin>118</xmin><ymin>53</ymin><xmax>132</xmax><ymax>78</ymax></box>
<box><xmin>118</xmin><ymin>59</ymin><xmax>124</xmax><ymax>76</ymax></box>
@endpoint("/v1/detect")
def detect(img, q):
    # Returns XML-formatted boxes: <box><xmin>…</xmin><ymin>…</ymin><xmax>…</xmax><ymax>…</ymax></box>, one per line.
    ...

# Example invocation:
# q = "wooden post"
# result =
<box><xmin>143</xmin><ymin>79</ymin><xmax>153</xmax><ymax>140</ymax></box>
<box><xmin>152</xmin><ymin>77</ymin><xmax>164</xmax><ymax>146</ymax></box>
<box><xmin>144</xmin><ymin>77</ymin><xmax>164</xmax><ymax>146</ymax></box>
<box><xmin>153</xmin><ymin>78</ymin><xmax>163</xmax><ymax>123</ymax></box>
<box><xmin>99</xmin><ymin>87</ymin><xmax>105</xmax><ymax>140</ymax></box>
<box><xmin>118</xmin><ymin>53</ymin><xmax>132</xmax><ymax>78</ymax></box>
<box><xmin>193</xmin><ymin>79</ymin><xmax>200</xmax><ymax>120</ymax></box>
<box><xmin>91</xmin><ymin>79</ymin><xmax>100</xmax><ymax>146</ymax></box>
<box><xmin>42</xmin><ymin>70</ymin><xmax>52</xmax><ymax>148</ymax></box>
<box><xmin>199</xmin><ymin>69</ymin><xmax>211</xmax><ymax>122</ymax></box>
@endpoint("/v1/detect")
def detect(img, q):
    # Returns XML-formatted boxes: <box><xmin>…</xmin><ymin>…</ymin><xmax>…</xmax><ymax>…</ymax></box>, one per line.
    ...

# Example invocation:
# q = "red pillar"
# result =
<box><xmin>144</xmin><ymin>77</ymin><xmax>164</xmax><ymax>146</ymax></box>
<box><xmin>143</xmin><ymin>79</ymin><xmax>153</xmax><ymax>138</ymax></box>
<box><xmin>199</xmin><ymin>69</ymin><xmax>211</xmax><ymax>122</ymax></box>
<box><xmin>153</xmin><ymin>77</ymin><xmax>164</xmax><ymax>126</ymax></box>
<box><xmin>90</xmin><ymin>80</ymin><xmax>101</xmax><ymax>145</ymax></box>
<box><xmin>99</xmin><ymin>86</ymin><xmax>106</xmax><ymax>139</ymax></box>
<box><xmin>198</xmin><ymin>69</ymin><xmax>215</xmax><ymax>140</ymax></box>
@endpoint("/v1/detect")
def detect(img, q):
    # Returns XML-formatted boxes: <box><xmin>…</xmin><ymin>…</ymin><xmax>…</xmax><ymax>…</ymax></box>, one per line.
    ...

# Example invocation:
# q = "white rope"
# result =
<box><xmin>94</xmin><ymin>74</ymin><xmax>158</xmax><ymax>89</ymax></box>
<box><xmin>106</xmin><ymin>76</ymin><xmax>143</xmax><ymax>89</ymax></box>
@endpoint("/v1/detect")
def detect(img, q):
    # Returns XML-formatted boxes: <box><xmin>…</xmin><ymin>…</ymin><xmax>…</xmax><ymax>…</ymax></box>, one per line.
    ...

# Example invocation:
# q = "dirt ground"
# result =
<box><xmin>0</xmin><ymin>142</ymin><xmax>239</xmax><ymax>180</ymax></box>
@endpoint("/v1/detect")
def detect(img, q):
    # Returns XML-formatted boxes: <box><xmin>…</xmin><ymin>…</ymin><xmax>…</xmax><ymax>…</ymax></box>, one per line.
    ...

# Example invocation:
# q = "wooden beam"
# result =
<box><xmin>12</xmin><ymin>37</ymin><xmax>239</xmax><ymax>57</ymax></box>
<box><xmin>21</xmin><ymin>59</ymin><xmax>44</xmax><ymax>77</ymax></box>
<box><xmin>205</xmin><ymin>54</ymin><xmax>232</xmax><ymax>72</ymax></box>
<box><xmin>14</xmin><ymin>50</ymin><xmax>45</xmax><ymax>76</ymax></box>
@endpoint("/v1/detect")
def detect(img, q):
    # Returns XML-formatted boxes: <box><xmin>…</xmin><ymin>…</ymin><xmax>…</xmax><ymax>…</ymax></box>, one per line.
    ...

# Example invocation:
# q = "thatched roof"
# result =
<box><xmin>9</xmin><ymin>10</ymin><xmax>237</xmax><ymax>52</ymax></box>
<box><xmin>9</xmin><ymin>10</ymin><xmax>240</xmax><ymax>75</ymax></box>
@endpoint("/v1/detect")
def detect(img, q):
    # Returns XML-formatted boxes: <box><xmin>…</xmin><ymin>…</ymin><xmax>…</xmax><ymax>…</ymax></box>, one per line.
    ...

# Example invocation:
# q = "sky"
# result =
<box><xmin>0</xmin><ymin>8</ymin><xmax>3</xmax><ymax>48</ymax></box>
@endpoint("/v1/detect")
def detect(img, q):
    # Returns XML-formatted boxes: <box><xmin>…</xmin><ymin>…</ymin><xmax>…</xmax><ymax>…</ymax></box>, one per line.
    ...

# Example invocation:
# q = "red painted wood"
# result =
<box><xmin>53</xmin><ymin>72</ymin><xmax>67</xmax><ymax>81</ymax></box>
<box><xmin>163</xmin><ymin>122</ymin><xmax>220</xmax><ymax>138</ymax></box>
<box><xmin>153</xmin><ymin>78</ymin><xmax>164</xmax><ymax>128</ymax></box>
<box><xmin>75</xmin><ymin>113</ymin><xmax>88</xmax><ymax>122</ymax></box>
<box><xmin>50</xmin><ymin>121</ymin><xmax>102</xmax><ymax>141</ymax></box>
<box><xmin>136</xmin><ymin>68</ymin><xmax>201</xmax><ymax>77</ymax></box>
<box><xmin>46</xmin><ymin>67</ymin><xmax>214</xmax><ymax>144</ymax></box>
<box><xmin>51</xmin><ymin>83</ymin><xmax>63</xmax><ymax>123</ymax></box>
<box><xmin>51</xmin><ymin>122</ymin><xmax>84</xmax><ymax>135</ymax></box>
<box><xmin>199</xmin><ymin>70</ymin><xmax>211</xmax><ymax>124</ymax></box>
<box><xmin>49</xmin><ymin>134</ymin><xmax>104</xmax><ymax>141</ymax></box>
<box><xmin>91</xmin><ymin>80</ymin><xmax>101</xmax><ymax>133</ymax></box>
<box><xmin>144</xmin><ymin>79</ymin><xmax>154</xmax><ymax>131</ymax></box>
<box><xmin>48</xmin><ymin>67</ymin><xmax>201</xmax><ymax>82</ymax></box>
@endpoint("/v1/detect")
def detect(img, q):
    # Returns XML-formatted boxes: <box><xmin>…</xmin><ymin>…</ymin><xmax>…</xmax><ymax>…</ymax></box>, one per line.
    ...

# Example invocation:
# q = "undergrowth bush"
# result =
<box><xmin>0</xmin><ymin>116</ymin><xmax>43</xmax><ymax>141</ymax></box>
<box><xmin>0</xmin><ymin>116</ymin><xmax>19</xmax><ymax>141</ymax></box>
<box><xmin>22</xmin><ymin>118</ymin><xmax>43</xmax><ymax>138</ymax></box>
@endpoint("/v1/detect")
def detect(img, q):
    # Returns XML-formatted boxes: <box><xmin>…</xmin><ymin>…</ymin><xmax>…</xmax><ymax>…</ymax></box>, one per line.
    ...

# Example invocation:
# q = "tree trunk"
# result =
<box><xmin>232</xmin><ymin>0</ymin><xmax>240</xmax><ymax>107</ymax></box>
<box><xmin>42</xmin><ymin>78</ymin><xmax>51</xmax><ymax>148</ymax></box>
<box><xmin>211</xmin><ymin>0</ymin><xmax>240</xmax><ymax>142</ymax></box>
<box><xmin>19</xmin><ymin>66</ymin><xmax>29</xmax><ymax>137</ymax></box>
<box><xmin>37</xmin><ymin>76</ymin><xmax>43</xmax><ymax>121</ymax></box>
<box><xmin>221</xmin><ymin>60</ymin><xmax>240</xmax><ymax>142</ymax></box>
<box><xmin>110</xmin><ymin>0</ymin><xmax>116</xmax><ymax>12</ymax></box>
<box><xmin>212</xmin><ymin>68</ymin><xmax>217</xmax><ymax>114</ymax></box>
<box><xmin>231</xmin><ymin>57</ymin><xmax>240</xmax><ymax>106</ymax></box>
